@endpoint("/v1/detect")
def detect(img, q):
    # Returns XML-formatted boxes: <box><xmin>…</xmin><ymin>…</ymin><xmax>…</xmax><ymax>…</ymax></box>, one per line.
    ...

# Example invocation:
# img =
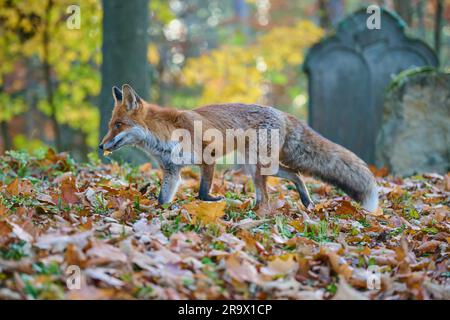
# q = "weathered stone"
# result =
<box><xmin>375</xmin><ymin>71</ymin><xmax>450</xmax><ymax>176</ymax></box>
<box><xmin>304</xmin><ymin>8</ymin><xmax>438</xmax><ymax>163</ymax></box>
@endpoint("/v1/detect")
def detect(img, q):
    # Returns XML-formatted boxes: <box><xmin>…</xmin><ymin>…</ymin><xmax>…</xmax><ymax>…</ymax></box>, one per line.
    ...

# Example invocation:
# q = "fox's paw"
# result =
<box><xmin>197</xmin><ymin>194</ymin><xmax>224</xmax><ymax>202</ymax></box>
<box><xmin>300</xmin><ymin>198</ymin><xmax>314</xmax><ymax>211</ymax></box>
<box><xmin>306</xmin><ymin>201</ymin><xmax>315</xmax><ymax>211</ymax></box>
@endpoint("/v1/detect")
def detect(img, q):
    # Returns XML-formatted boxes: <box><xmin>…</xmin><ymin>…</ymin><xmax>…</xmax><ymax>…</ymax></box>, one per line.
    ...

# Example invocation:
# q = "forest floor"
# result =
<box><xmin>0</xmin><ymin>149</ymin><xmax>448</xmax><ymax>300</ymax></box>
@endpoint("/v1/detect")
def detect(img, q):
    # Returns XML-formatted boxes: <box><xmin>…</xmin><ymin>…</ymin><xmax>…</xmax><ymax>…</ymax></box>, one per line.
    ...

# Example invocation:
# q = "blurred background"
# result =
<box><xmin>0</xmin><ymin>0</ymin><xmax>449</xmax><ymax>164</ymax></box>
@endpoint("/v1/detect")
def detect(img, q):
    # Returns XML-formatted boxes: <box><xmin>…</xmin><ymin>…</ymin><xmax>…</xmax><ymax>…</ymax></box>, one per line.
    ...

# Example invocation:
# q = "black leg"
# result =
<box><xmin>198</xmin><ymin>164</ymin><xmax>223</xmax><ymax>201</ymax></box>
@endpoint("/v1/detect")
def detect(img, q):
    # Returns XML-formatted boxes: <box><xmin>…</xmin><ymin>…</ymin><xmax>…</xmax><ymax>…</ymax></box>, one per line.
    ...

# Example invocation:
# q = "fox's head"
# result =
<box><xmin>99</xmin><ymin>84</ymin><xmax>147</xmax><ymax>153</ymax></box>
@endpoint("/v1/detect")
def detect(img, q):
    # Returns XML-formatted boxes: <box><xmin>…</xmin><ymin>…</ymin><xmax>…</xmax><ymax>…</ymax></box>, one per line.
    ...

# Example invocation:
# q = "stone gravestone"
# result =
<box><xmin>376</xmin><ymin>71</ymin><xmax>450</xmax><ymax>176</ymax></box>
<box><xmin>304</xmin><ymin>8</ymin><xmax>438</xmax><ymax>163</ymax></box>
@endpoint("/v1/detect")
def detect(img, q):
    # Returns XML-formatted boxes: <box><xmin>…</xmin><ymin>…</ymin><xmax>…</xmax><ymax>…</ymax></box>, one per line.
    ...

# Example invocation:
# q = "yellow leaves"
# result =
<box><xmin>183</xmin><ymin>45</ymin><xmax>264</xmax><ymax>104</ymax></box>
<box><xmin>150</xmin><ymin>0</ymin><xmax>176</xmax><ymax>24</ymax></box>
<box><xmin>266</xmin><ymin>176</ymin><xmax>281</xmax><ymax>188</ymax></box>
<box><xmin>12</xmin><ymin>134</ymin><xmax>48</xmax><ymax>153</ymax></box>
<box><xmin>183</xmin><ymin>200</ymin><xmax>226</xmax><ymax>224</ymax></box>
<box><xmin>147</xmin><ymin>43</ymin><xmax>160</xmax><ymax>65</ymax></box>
<box><xmin>181</xmin><ymin>20</ymin><xmax>324</xmax><ymax>105</ymax></box>
<box><xmin>261</xmin><ymin>254</ymin><xmax>298</xmax><ymax>277</ymax></box>
<box><xmin>0</xmin><ymin>8</ymin><xmax>19</xmax><ymax>28</ymax></box>
<box><xmin>0</xmin><ymin>0</ymin><xmax>101</xmax><ymax>146</ymax></box>
<box><xmin>0</xmin><ymin>94</ymin><xmax>26</xmax><ymax>121</ymax></box>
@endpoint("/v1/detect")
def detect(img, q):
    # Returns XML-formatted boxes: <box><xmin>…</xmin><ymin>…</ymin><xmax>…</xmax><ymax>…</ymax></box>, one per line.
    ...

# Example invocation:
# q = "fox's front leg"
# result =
<box><xmin>158</xmin><ymin>166</ymin><xmax>181</xmax><ymax>205</ymax></box>
<box><xmin>198</xmin><ymin>164</ymin><xmax>223</xmax><ymax>201</ymax></box>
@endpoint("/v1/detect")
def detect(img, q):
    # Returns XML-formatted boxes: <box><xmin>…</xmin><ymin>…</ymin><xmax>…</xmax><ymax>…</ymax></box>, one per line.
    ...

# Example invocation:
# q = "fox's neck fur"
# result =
<box><xmin>140</xmin><ymin>102</ymin><xmax>182</xmax><ymax>142</ymax></box>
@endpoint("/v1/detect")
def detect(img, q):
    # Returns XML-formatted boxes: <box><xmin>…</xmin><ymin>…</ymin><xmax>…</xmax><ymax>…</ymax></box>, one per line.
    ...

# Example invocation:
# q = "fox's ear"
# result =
<box><xmin>112</xmin><ymin>86</ymin><xmax>122</xmax><ymax>104</ymax></box>
<box><xmin>122</xmin><ymin>84</ymin><xmax>141</xmax><ymax>111</ymax></box>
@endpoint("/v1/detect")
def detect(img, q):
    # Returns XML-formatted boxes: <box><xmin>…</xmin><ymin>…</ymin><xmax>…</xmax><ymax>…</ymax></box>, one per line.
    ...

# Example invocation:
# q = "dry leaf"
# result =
<box><xmin>85</xmin><ymin>268</ymin><xmax>124</xmax><ymax>287</ymax></box>
<box><xmin>333</xmin><ymin>278</ymin><xmax>369</xmax><ymax>300</ymax></box>
<box><xmin>261</xmin><ymin>254</ymin><xmax>298</xmax><ymax>277</ymax></box>
<box><xmin>60</xmin><ymin>175</ymin><xmax>79</xmax><ymax>205</ymax></box>
<box><xmin>87</xmin><ymin>241</ymin><xmax>128</xmax><ymax>264</ymax></box>
<box><xmin>225</xmin><ymin>254</ymin><xmax>260</xmax><ymax>284</ymax></box>
<box><xmin>183</xmin><ymin>200</ymin><xmax>226</xmax><ymax>224</ymax></box>
<box><xmin>9</xmin><ymin>221</ymin><xmax>33</xmax><ymax>242</ymax></box>
<box><xmin>6</xmin><ymin>178</ymin><xmax>19</xmax><ymax>196</ymax></box>
<box><xmin>320</xmin><ymin>247</ymin><xmax>353</xmax><ymax>281</ymax></box>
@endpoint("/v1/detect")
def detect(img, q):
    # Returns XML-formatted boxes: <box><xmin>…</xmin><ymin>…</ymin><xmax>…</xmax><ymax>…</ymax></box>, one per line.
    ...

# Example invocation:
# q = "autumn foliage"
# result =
<box><xmin>0</xmin><ymin>149</ymin><xmax>448</xmax><ymax>300</ymax></box>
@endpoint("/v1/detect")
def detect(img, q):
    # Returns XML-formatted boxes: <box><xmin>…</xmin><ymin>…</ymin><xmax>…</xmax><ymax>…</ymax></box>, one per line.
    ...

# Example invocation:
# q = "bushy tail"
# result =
<box><xmin>283</xmin><ymin>117</ymin><xmax>379</xmax><ymax>212</ymax></box>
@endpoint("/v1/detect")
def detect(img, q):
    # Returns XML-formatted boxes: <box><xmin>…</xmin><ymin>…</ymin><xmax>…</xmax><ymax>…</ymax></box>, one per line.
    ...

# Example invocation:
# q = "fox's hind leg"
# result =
<box><xmin>158</xmin><ymin>166</ymin><xmax>181</xmax><ymax>204</ymax></box>
<box><xmin>198</xmin><ymin>164</ymin><xmax>223</xmax><ymax>201</ymax></box>
<box><xmin>253</xmin><ymin>164</ymin><xmax>269</xmax><ymax>209</ymax></box>
<box><xmin>241</xmin><ymin>165</ymin><xmax>267</xmax><ymax>209</ymax></box>
<box><xmin>274</xmin><ymin>165</ymin><xmax>313</xmax><ymax>209</ymax></box>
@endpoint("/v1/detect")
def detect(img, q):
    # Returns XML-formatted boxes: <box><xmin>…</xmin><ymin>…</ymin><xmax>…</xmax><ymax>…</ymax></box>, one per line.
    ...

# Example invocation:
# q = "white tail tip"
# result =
<box><xmin>362</xmin><ymin>186</ymin><xmax>379</xmax><ymax>212</ymax></box>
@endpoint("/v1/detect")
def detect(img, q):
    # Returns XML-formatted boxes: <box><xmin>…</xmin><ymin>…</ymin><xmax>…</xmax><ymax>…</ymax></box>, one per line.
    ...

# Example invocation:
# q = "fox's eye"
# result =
<box><xmin>114</xmin><ymin>122</ymin><xmax>122</xmax><ymax>129</ymax></box>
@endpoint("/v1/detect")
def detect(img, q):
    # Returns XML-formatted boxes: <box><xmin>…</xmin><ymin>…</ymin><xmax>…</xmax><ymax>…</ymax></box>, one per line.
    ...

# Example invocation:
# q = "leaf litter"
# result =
<box><xmin>0</xmin><ymin>149</ymin><xmax>448</xmax><ymax>300</ymax></box>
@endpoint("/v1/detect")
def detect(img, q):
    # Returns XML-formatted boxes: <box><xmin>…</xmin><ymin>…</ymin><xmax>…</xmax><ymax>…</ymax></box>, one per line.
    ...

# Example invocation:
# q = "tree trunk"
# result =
<box><xmin>318</xmin><ymin>0</ymin><xmax>344</xmax><ymax>29</ymax></box>
<box><xmin>394</xmin><ymin>0</ymin><xmax>413</xmax><ymax>25</ymax></box>
<box><xmin>233</xmin><ymin>0</ymin><xmax>249</xmax><ymax>38</ymax></box>
<box><xmin>99</xmin><ymin>0</ymin><xmax>150</xmax><ymax>141</ymax></box>
<box><xmin>327</xmin><ymin>0</ymin><xmax>344</xmax><ymax>27</ymax></box>
<box><xmin>318</xmin><ymin>0</ymin><xmax>331</xmax><ymax>29</ymax></box>
<box><xmin>0</xmin><ymin>121</ymin><xmax>11</xmax><ymax>152</ymax></box>
<box><xmin>43</xmin><ymin>0</ymin><xmax>62</xmax><ymax>151</ymax></box>
<box><xmin>434</xmin><ymin>0</ymin><xmax>444</xmax><ymax>60</ymax></box>
<box><xmin>416</xmin><ymin>0</ymin><xmax>426</xmax><ymax>38</ymax></box>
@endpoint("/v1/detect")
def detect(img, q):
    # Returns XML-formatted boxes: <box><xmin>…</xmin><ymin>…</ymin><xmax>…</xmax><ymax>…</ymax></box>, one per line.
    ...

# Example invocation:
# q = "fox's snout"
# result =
<box><xmin>99</xmin><ymin>134</ymin><xmax>109</xmax><ymax>150</ymax></box>
<box><xmin>99</xmin><ymin>132</ymin><xmax>116</xmax><ymax>151</ymax></box>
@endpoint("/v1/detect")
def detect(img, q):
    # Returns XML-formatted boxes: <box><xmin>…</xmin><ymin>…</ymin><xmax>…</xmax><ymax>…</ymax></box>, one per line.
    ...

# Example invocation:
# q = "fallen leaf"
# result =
<box><xmin>261</xmin><ymin>254</ymin><xmax>298</xmax><ymax>277</ymax></box>
<box><xmin>369</xmin><ymin>165</ymin><xmax>389</xmax><ymax>178</ymax></box>
<box><xmin>415</xmin><ymin>240</ymin><xmax>441</xmax><ymax>254</ymax></box>
<box><xmin>86</xmin><ymin>241</ymin><xmax>128</xmax><ymax>264</ymax></box>
<box><xmin>65</xmin><ymin>243</ymin><xmax>87</xmax><ymax>267</ymax></box>
<box><xmin>233</xmin><ymin>218</ymin><xmax>271</xmax><ymax>230</ymax></box>
<box><xmin>6</xmin><ymin>178</ymin><xmax>19</xmax><ymax>196</ymax></box>
<box><xmin>36</xmin><ymin>193</ymin><xmax>56</xmax><ymax>205</ymax></box>
<box><xmin>320</xmin><ymin>247</ymin><xmax>353</xmax><ymax>281</ymax></box>
<box><xmin>367</xmin><ymin>206</ymin><xmax>384</xmax><ymax>217</ymax></box>
<box><xmin>9</xmin><ymin>221</ymin><xmax>33</xmax><ymax>242</ymax></box>
<box><xmin>60</xmin><ymin>174</ymin><xmax>79</xmax><ymax>205</ymax></box>
<box><xmin>183</xmin><ymin>200</ymin><xmax>226</xmax><ymax>224</ymax></box>
<box><xmin>423</xmin><ymin>281</ymin><xmax>450</xmax><ymax>299</ymax></box>
<box><xmin>335</xmin><ymin>200</ymin><xmax>358</xmax><ymax>216</ymax></box>
<box><xmin>225</xmin><ymin>254</ymin><xmax>260</xmax><ymax>284</ymax></box>
<box><xmin>85</xmin><ymin>268</ymin><xmax>124</xmax><ymax>287</ymax></box>
<box><xmin>333</xmin><ymin>278</ymin><xmax>369</xmax><ymax>300</ymax></box>
<box><xmin>444</xmin><ymin>173</ymin><xmax>450</xmax><ymax>191</ymax></box>
<box><xmin>67</xmin><ymin>286</ymin><xmax>118</xmax><ymax>300</ymax></box>
<box><xmin>35</xmin><ymin>231</ymin><xmax>92</xmax><ymax>252</ymax></box>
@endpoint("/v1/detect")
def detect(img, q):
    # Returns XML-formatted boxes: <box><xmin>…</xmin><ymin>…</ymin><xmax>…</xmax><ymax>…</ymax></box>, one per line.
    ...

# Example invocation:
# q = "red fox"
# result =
<box><xmin>99</xmin><ymin>84</ymin><xmax>378</xmax><ymax>213</ymax></box>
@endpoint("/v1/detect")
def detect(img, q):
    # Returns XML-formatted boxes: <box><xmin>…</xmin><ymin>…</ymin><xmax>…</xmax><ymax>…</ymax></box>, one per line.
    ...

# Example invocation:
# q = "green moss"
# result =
<box><xmin>387</xmin><ymin>66</ymin><xmax>437</xmax><ymax>92</ymax></box>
